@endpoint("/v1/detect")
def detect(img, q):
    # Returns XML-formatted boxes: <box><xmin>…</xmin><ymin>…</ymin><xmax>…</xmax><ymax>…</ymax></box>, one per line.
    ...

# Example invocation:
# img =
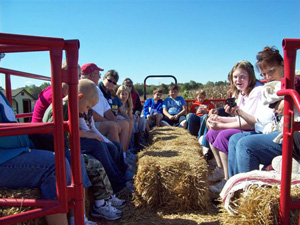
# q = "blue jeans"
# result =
<box><xmin>186</xmin><ymin>113</ymin><xmax>209</xmax><ymax>148</ymax></box>
<box><xmin>228</xmin><ymin>131</ymin><xmax>282</xmax><ymax>177</ymax></box>
<box><xmin>80</xmin><ymin>138</ymin><xmax>127</xmax><ymax>193</ymax></box>
<box><xmin>0</xmin><ymin>149</ymin><xmax>71</xmax><ymax>199</ymax></box>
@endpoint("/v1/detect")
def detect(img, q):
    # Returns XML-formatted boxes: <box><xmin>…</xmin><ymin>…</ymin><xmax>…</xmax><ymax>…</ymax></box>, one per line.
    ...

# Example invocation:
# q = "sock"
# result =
<box><xmin>123</xmin><ymin>152</ymin><xmax>126</xmax><ymax>158</ymax></box>
<box><xmin>94</xmin><ymin>199</ymin><xmax>105</xmax><ymax>207</ymax></box>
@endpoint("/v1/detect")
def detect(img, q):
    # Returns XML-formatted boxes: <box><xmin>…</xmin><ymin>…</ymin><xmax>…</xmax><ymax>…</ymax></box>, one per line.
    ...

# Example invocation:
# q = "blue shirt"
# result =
<box><xmin>0</xmin><ymin>91</ymin><xmax>31</xmax><ymax>164</ymax></box>
<box><xmin>111</xmin><ymin>96</ymin><xmax>123</xmax><ymax>116</ymax></box>
<box><xmin>143</xmin><ymin>98</ymin><xmax>163</xmax><ymax>117</ymax></box>
<box><xmin>163</xmin><ymin>96</ymin><xmax>186</xmax><ymax>115</ymax></box>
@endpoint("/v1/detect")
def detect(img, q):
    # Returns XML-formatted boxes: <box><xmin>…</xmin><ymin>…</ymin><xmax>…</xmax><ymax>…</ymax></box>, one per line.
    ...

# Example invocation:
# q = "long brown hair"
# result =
<box><xmin>229</xmin><ymin>60</ymin><xmax>257</xmax><ymax>97</ymax></box>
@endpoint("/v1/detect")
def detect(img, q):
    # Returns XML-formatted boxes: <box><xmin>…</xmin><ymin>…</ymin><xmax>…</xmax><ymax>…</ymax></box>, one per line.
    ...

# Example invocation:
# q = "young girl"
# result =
<box><xmin>205</xmin><ymin>60</ymin><xmax>263</xmax><ymax>193</ymax></box>
<box><xmin>114</xmin><ymin>86</ymin><xmax>134</xmax><ymax>151</ymax></box>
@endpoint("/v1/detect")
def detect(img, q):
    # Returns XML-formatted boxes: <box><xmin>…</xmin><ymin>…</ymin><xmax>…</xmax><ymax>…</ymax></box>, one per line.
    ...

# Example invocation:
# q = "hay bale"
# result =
<box><xmin>219</xmin><ymin>185</ymin><xmax>300</xmax><ymax>225</ymax></box>
<box><xmin>0</xmin><ymin>188</ymin><xmax>47</xmax><ymax>225</ymax></box>
<box><xmin>133</xmin><ymin>126</ymin><xmax>209</xmax><ymax>212</ymax></box>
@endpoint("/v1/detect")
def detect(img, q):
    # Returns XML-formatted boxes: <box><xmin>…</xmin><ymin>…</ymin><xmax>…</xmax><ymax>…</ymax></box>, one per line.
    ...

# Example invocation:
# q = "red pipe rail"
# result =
<box><xmin>277</xmin><ymin>38</ymin><xmax>300</xmax><ymax>225</ymax></box>
<box><xmin>0</xmin><ymin>33</ymin><xmax>84</xmax><ymax>224</ymax></box>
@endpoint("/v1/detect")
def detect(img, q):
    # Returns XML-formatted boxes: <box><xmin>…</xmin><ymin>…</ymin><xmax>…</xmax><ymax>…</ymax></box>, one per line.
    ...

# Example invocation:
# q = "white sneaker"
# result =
<box><xmin>202</xmin><ymin>146</ymin><xmax>209</xmax><ymax>155</ymax></box>
<box><xmin>90</xmin><ymin>201</ymin><xmax>122</xmax><ymax>221</ymax></box>
<box><xmin>272</xmin><ymin>155</ymin><xmax>300</xmax><ymax>174</ymax></box>
<box><xmin>208</xmin><ymin>167</ymin><xmax>224</xmax><ymax>182</ymax></box>
<box><xmin>108</xmin><ymin>195</ymin><xmax>126</xmax><ymax>209</ymax></box>
<box><xmin>84</xmin><ymin>219</ymin><xmax>97</xmax><ymax>225</ymax></box>
<box><xmin>209</xmin><ymin>179</ymin><xmax>227</xmax><ymax>193</ymax></box>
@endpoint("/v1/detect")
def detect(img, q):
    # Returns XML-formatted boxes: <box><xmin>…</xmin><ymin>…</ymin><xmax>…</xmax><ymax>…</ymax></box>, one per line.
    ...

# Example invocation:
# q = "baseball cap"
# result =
<box><xmin>81</xmin><ymin>63</ymin><xmax>104</xmax><ymax>75</ymax></box>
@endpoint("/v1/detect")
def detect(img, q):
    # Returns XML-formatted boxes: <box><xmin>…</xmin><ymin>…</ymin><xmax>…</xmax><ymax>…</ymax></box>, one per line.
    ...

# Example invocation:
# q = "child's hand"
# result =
<box><xmin>209</xmin><ymin>114</ymin><xmax>219</xmax><ymax>121</ymax></box>
<box><xmin>208</xmin><ymin>109</ymin><xmax>218</xmax><ymax>116</ymax></box>
<box><xmin>224</xmin><ymin>104</ymin><xmax>239</xmax><ymax>115</ymax></box>
<box><xmin>86</xmin><ymin>131</ymin><xmax>103</xmax><ymax>142</ymax></box>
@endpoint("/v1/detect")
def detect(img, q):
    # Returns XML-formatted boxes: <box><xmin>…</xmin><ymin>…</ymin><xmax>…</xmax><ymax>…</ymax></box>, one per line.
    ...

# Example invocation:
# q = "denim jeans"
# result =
<box><xmin>228</xmin><ymin>131</ymin><xmax>282</xmax><ymax>177</ymax></box>
<box><xmin>80</xmin><ymin>138</ymin><xmax>126</xmax><ymax>193</ymax></box>
<box><xmin>0</xmin><ymin>149</ymin><xmax>71</xmax><ymax>199</ymax></box>
<box><xmin>186</xmin><ymin>113</ymin><xmax>209</xmax><ymax>148</ymax></box>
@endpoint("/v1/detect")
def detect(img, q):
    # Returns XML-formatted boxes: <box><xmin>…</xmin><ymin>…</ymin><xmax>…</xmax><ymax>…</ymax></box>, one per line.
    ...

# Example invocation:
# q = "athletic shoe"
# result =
<box><xmin>209</xmin><ymin>179</ymin><xmax>227</xmax><ymax>193</ymax></box>
<box><xmin>272</xmin><ymin>155</ymin><xmax>300</xmax><ymax>174</ymax></box>
<box><xmin>208</xmin><ymin>167</ymin><xmax>224</xmax><ymax>182</ymax></box>
<box><xmin>84</xmin><ymin>219</ymin><xmax>97</xmax><ymax>225</ymax></box>
<box><xmin>90</xmin><ymin>201</ymin><xmax>123</xmax><ymax>221</ymax></box>
<box><xmin>108</xmin><ymin>194</ymin><xmax>127</xmax><ymax>209</ymax></box>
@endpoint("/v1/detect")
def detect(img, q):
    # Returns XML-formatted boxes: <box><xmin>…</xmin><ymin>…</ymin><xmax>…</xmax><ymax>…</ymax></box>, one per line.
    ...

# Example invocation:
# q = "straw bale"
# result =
<box><xmin>0</xmin><ymin>188</ymin><xmax>47</xmax><ymax>225</ymax></box>
<box><xmin>133</xmin><ymin>126</ymin><xmax>209</xmax><ymax>212</ymax></box>
<box><xmin>219</xmin><ymin>185</ymin><xmax>300</xmax><ymax>225</ymax></box>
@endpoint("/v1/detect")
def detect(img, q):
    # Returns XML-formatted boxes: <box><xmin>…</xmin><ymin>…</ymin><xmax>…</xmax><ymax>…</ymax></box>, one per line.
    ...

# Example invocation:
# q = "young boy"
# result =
<box><xmin>143</xmin><ymin>88</ymin><xmax>164</xmax><ymax>128</ymax></box>
<box><xmin>43</xmin><ymin>79</ymin><xmax>127</xmax><ymax>220</ymax></box>
<box><xmin>162</xmin><ymin>84</ymin><xmax>187</xmax><ymax>127</ymax></box>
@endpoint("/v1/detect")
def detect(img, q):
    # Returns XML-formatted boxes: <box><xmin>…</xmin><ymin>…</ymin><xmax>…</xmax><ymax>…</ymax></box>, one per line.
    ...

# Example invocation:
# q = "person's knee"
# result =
<box><xmin>119</xmin><ymin>120</ymin><xmax>129</xmax><ymax>130</ymax></box>
<box><xmin>156</xmin><ymin>113</ymin><xmax>163</xmax><ymax>120</ymax></box>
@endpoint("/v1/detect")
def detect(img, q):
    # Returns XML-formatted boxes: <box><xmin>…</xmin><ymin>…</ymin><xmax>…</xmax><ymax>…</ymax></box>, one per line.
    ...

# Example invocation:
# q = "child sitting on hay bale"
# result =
<box><xmin>143</xmin><ymin>88</ymin><xmax>164</xmax><ymax>128</ymax></box>
<box><xmin>162</xmin><ymin>85</ymin><xmax>187</xmax><ymax>128</ymax></box>
<box><xmin>43</xmin><ymin>79</ymin><xmax>128</xmax><ymax>221</ymax></box>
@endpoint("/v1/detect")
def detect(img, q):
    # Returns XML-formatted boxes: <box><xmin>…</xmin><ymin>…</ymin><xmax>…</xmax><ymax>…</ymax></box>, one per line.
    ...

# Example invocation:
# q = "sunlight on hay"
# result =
<box><xmin>0</xmin><ymin>188</ymin><xmax>47</xmax><ymax>225</ymax></box>
<box><xmin>219</xmin><ymin>185</ymin><xmax>300</xmax><ymax>225</ymax></box>
<box><xmin>133</xmin><ymin>126</ymin><xmax>209</xmax><ymax>212</ymax></box>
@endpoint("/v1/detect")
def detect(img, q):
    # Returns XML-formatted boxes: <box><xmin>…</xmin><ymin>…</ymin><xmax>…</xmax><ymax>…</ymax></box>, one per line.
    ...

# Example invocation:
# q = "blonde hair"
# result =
<box><xmin>195</xmin><ymin>89</ymin><xmax>206</xmax><ymax>97</ymax></box>
<box><xmin>116</xmin><ymin>85</ymin><xmax>133</xmax><ymax>113</ymax></box>
<box><xmin>78</xmin><ymin>79</ymin><xmax>99</xmax><ymax>103</ymax></box>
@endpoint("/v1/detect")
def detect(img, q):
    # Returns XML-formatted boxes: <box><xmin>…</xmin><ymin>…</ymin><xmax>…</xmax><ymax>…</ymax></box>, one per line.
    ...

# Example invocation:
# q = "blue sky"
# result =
<box><xmin>0</xmin><ymin>0</ymin><xmax>300</xmax><ymax>89</ymax></box>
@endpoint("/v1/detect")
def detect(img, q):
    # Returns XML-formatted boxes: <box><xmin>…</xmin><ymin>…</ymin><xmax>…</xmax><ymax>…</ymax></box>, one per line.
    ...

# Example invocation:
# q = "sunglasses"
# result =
<box><xmin>106</xmin><ymin>78</ymin><xmax>117</xmax><ymax>85</ymax></box>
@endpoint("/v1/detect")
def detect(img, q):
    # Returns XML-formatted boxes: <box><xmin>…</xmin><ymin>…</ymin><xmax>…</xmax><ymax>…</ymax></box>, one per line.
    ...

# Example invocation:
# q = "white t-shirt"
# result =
<box><xmin>92</xmin><ymin>87</ymin><xmax>111</xmax><ymax>117</ymax></box>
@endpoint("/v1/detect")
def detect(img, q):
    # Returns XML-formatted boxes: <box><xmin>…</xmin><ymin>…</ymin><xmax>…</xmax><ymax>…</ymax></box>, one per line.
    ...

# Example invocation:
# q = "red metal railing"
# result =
<box><xmin>277</xmin><ymin>38</ymin><xmax>300</xmax><ymax>225</ymax></box>
<box><xmin>0</xmin><ymin>33</ymin><xmax>84</xmax><ymax>224</ymax></box>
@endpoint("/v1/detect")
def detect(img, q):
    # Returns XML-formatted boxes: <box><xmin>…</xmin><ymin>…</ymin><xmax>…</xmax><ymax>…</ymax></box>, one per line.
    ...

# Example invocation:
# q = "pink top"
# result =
<box><xmin>31</xmin><ymin>86</ymin><xmax>65</xmax><ymax>122</ymax></box>
<box><xmin>237</xmin><ymin>82</ymin><xmax>263</xmax><ymax>116</ymax></box>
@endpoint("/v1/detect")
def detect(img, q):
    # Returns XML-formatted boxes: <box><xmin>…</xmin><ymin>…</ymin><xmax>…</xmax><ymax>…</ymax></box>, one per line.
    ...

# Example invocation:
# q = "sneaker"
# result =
<box><xmin>272</xmin><ymin>155</ymin><xmax>300</xmax><ymax>174</ymax></box>
<box><xmin>108</xmin><ymin>194</ymin><xmax>127</xmax><ymax>209</ymax></box>
<box><xmin>208</xmin><ymin>167</ymin><xmax>224</xmax><ymax>182</ymax></box>
<box><xmin>84</xmin><ymin>219</ymin><xmax>97</xmax><ymax>225</ymax></box>
<box><xmin>209</xmin><ymin>179</ymin><xmax>227</xmax><ymax>193</ymax></box>
<box><xmin>202</xmin><ymin>146</ymin><xmax>209</xmax><ymax>155</ymax></box>
<box><xmin>90</xmin><ymin>201</ymin><xmax>123</xmax><ymax>221</ymax></box>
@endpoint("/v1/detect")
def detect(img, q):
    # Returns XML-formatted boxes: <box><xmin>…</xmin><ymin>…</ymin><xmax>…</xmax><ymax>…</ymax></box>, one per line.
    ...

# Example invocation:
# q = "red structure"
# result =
<box><xmin>277</xmin><ymin>39</ymin><xmax>300</xmax><ymax>225</ymax></box>
<box><xmin>0</xmin><ymin>33</ymin><xmax>84</xmax><ymax>224</ymax></box>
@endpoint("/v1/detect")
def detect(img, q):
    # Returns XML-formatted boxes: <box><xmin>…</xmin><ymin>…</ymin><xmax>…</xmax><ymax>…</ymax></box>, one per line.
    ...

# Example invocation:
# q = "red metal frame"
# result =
<box><xmin>277</xmin><ymin>38</ymin><xmax>300</xmax><ymax>225</ymax></box>
<box><xmin>0</xmin><ymin>33</ymin><xmax>84</xmax><ymax>224</ymax></box>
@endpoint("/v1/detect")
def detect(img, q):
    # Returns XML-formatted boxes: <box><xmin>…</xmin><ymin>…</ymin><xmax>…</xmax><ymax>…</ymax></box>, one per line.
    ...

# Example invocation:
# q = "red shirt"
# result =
<box><xmin>190</xmin><ymin>100</ymin><xmax>215</xmax><ymax>116</ymax></box>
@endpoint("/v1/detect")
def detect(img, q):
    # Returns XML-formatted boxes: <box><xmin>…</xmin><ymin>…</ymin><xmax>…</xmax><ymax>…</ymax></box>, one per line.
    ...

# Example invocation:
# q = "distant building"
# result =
<box><xmin>1</xmin><ymin>88</ymin><xmax>36</xmax><ymax>122</ymax></box>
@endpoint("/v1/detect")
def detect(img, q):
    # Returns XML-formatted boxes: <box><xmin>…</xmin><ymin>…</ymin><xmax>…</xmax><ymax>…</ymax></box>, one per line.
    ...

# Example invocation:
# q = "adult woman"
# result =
<box><xmin>205</xmin><ymin>60</ymin><xmax>263</xmax><ymax>192</ymax></box>
<box><xmin>228</xmin><ymin>47</ymin><xmax>285</xmax><ymax>178</ymax></box>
